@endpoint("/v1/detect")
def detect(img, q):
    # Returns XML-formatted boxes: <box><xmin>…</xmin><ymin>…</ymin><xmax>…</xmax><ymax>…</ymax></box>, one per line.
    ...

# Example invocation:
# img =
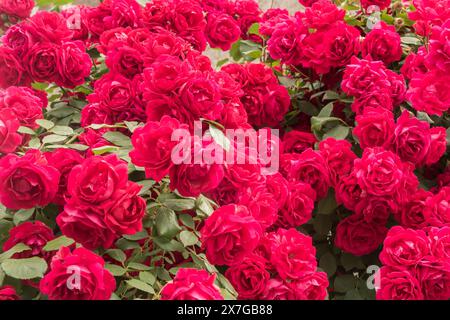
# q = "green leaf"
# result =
<box><xmin>31</xmin><ymin>82</ymin><xmax>48</xmax><ymax>91</ymax></box>
<box><xmin>126</xmin><ymin>279</ymin><xmax>155</xmax><ymax>294</ymax></box>
<box><xmin>0</xmin><ymin>269</ymin><xmax>4</xmax><ymax>286</ymax></box>
<box><xmin>195</xmin><ymin>195</ymin><xmax>215</xmax><ymax>217</ymax></box>
<box><xmin>103</xmin><ymin>131</ymin><xmax>132</xmax><ymax>147</ymax></box>
<box><xmin>0</xmin><ymin>243</ymin><xmax>31</xmax><ymax>263</ymax></box>
<box><xmin>1</xmin><ymin>257</ymin><xmax>47</xmax><ymax>280</ymax></box>
<box><xmin>319</xmin><ymin>252</ymin><xmax>337</xmax><ymax>277</ymax></box>
<box><xmin>139</xmin><ymin>271</ymin><xmax>156</xmax><ymax>285</ymax></box>
<box><xmin>163</xmin><ymin>198</ymin><xmax>196</xmax><ymax>211</ymax></box>
<box><xmin>29</xmin><ymin>137</ymin><xmax>41</xmax><ymax>149</ymax></box>
<box><xmin>334</xmin><ymin>274</ymin><xmax>357</xmax><ymax>293</ymax></box>
<box><xmin>323</xmin><ymin>125</ymin><xmax>350</xmax><ymax>140</ymax></box>
<box><xmin>248</xmin><ymin>23</ymin><xmax>260</xmax><ymax>36</ymax></box>
<box><xmin>155</xmin><ymin>207</ymin><xmax>181</xmax><ymax>239</ymax></box>
<box><xmin>401</xmin><ymin>36</ymin><xmax>421</xmax><ymax>45</ymax></box>
<box><xmin>209</xmin><ymin>124</ymin><xmax>231</xmax><ymax>152</ymax></box>
<box><xmin>322</xmin><ymin>91</ymin><xmax>340</xmax><ymax>101</ymax></box>
<box><xmin>317</xmin><ymin>102</ymin><xmax>334</xmax><ymax>118</ymax></box>
<box><xmin>340</xmin><ymin>253</ymin><xmax>366</xmax><ymax>271</ymax></box>
<box><xmin>42</xmin><ymin>134</ymin><xmax>67</xmax><ymax>144</ymax></box>
<box><xmin>43</xmin><ymin>236</ymin><xmax>75</xmax><ymax>251</ymax></box>
<box><xmin>179</xmin><ymin>231</ymin><xmax>198</xmax><ymax>247</ymax></box>
<box><xmin>105</xmin><ymin>264</ymin><xmax>126</xmax><ymax>276</ymax></box>
<box><xmin>105</xmin><ymin>249</ymin><xmax>127</xmax><ymax>263</ymax></box>
<box><xmin>35</xmin><ymin>119</ymin><xmax>55</xmax><ymax>130</ymax></box>
<box><xmin>123</xmin><ymin>230</ymin><xmax>149</xmax><ymax>241</ymax></box>
<box><xmin>17</xmin><ymin>126</ymin><xmax>36</xmax><ymax>135</ymax></box>
<box><xmin>13</xmin><ymin>208</ymin><xmax>35</xmax><ymax>225</ymax></box>
<box><xmin>179</xmin><ymin>214</ymin><xmax>195</xmax><ymax>229</ymax></box>
<box><xmin>92</xmin><ymin>145</ymin><xmax>121</xmax><ymax>155</ymax></box>
<box><xmin>67</xmin><ymin>144</ymin><xmax>89</xmax><ymax>151</ymax></box>
<box><xmin>127</xmin><ymin>262</ymin><xmax>151</xmax><ymax>271</ymax></box>
<box><xmin>50</xmin><ymin>125</ymin><xmax>74</xmax><ymax>136</ymax></box>
<box><xmin>230</xmin><ymin>41</ymin><xmax>242</xmax><ymax>61</ymax></box>
<box><xmin>317</xmin><ymin>189</ymin><xmax>338</xmax><ymax>215</ymax></box>
<box><xmin>153</xmin><ymin>237</ymin><xmax>185</xmax><ymax>252</ymax></box>
<box><xmin>312</xmin><ymin>214</ymin><xmax>332</xmax><ymax>236</ymax></box>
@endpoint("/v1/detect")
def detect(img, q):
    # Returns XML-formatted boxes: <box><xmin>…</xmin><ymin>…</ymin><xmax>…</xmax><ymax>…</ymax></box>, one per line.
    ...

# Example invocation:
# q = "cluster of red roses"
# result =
<box><xmin>1</xmin><ymin>0</ymin><xmax>450</xmax><ymax>301</ymax></box>
<box><xmin>0</xmin><ymin>0</ymin><xmax>34</xmax><ymax>23</ymax></box>
<box><xmin>377</xmin><ymin>226</ymin><xmax>450</xmax><ymax>300</ymax></box>
<box><xmin>1</xmin><ymin>10</ymin><xmax>92</xmax><ymax>89</ymax></box>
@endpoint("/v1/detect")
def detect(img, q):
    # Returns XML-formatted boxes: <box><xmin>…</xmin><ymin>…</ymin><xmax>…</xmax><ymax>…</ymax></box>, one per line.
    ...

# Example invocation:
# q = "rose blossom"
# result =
<box><xmin>225</xmin><ymin>254</ymin><xmax>270</xmax><ymax>299</ymax></box>
<box><xmin>334</xmin><ymin>213</ymin><xmax>387</xmax><ymax>256</ymax></box>
<box><xmin>161</xmin><ymin>268</ymin><xmax>223</xmax><ymax>300</ymax></box>
<box><xmin>0</xmin><ymin>110</ymin><xmax>22</xmax><ymax>154</ymax></box>
<box><xmin>0</xmin><ymin>150</ymin><xmax>60</xmax><ymax>210</ymax></box>
<box><xmin>205</xmin><ymin>13</ymin><xmax>241</xmax><ymax>51</ymax></box>
<box><xmin>362</xmin><ymin>22</ymin><xmax>402</xmax><ymax>65</ymax></box>
<box><xmin>40</xmin><ymin>247</ymin><xmax>116</xmax><ymax>300</ymax></box>
<box><xmin>200</xmin><ymin>204</ymin><xmax>262</xmax><ymax>266</ymax></box>
<box><xmin>0</xmin><ymin>286</ymin><xmax>20</xmax><ymax>300</ymax></box>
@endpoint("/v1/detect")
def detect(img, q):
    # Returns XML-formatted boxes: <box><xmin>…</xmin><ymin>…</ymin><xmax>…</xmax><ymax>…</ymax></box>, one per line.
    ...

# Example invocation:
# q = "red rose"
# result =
<box><xmin>303</xmin><ymin>0</ymin><xmax>345</xmax><ymax>29</ymax></box>
<box><xmin>57</xmin><ymin>204</ymin><xmax>117</xmax><ymax>250</ymax></box>
<box><xmin>269</xmin><ymin>228</ymin><xmax>317</xmax><ymax>280</ymax></box>
<box><xmin>0</xmin><ymin>0</ymin><xmax>34</xmax><ymax>19</ymax></box>
<box><xmin>0</xmin><ymin>47</ymin><xmax>26</xmax><ymax>88</ymax></box>
<box><xmin>169</xmin><ymin>139</ymin><xmax>225</xmax><ymax>197</ymax></box>
<box><xmin>362</xmin><ymin>22</ymin><xmax>402</xmax><ymax>65</ymax></box>
<box><xmin>424</xmin><ymin>187</ymin><xmax>450</xmax><ymax>227</ymax></box>
<box><xmin>89</xmin><ymin>72</ymin><xmax>140</xmax><ymax>113</ymax></box>
<box><xmin>429</xmin><ymin>226</ymin><xmax>450</xmax><ymax>260</ymax></box>
<box><xmin>267</xmin><ymin>19</ymin><xmax>305</xmax><ymax>65</ymax></box>
<box><xmin>376</xmin><ymin>266</ymin><xmax>424</xmax><ymax>300</ymax></box>
<box><xmin>130</xmin><ymin>116</ymin><xmax>186</xmax><ymax>182</ymax></box>
<box><xmin>282</xmin><ymin>130</ymin><xmax>316</xmax><ymax>154</ymax></box>
<box><xmin>25</xmin><ymin>43</ymin><xmax>60</xmax><ymax>83</ymax></box>
<box><xmin>406</xmin><ymin>70</ymin><xmax>450</xmax><ymax>116</ymax></box>
<box><xmin>106</xmin><ymin>46</ymin><xmax>144</xmax><ymax>79</ymax></box>
<box><xmin>401</xmin><ymin>46</ymin><xmax>428</xmax><ymax>80</ymax></box>
<box><xmin>80</xmin><ymin>103</ymin><xmax>114</xmax><ymax>127</ymax></box>
<box><xmin>67</xmin><ymin>154</ymin><xmax>129</xmax><ymax>207</ymax></box>
<box><xmin>360</xmin><ymin>0</ymin><xmax>391</xmax><ymax>10</ymax></box>
<box><xmin>278</xmin><ymin>181</ymin><xmax>316</xmax><ymax>227</ymax></box>
<box><xmin>380</xmin><ymin>226</ymin><xmax>430</xmax><ymax>267</ymax></box>
<box><xmin>425</xmin><ymin>127</ymin><xmax>447</xmax><ymax>165</ymax></box>
<box><xmin>355</xmin><ymin>195</ymin><xmax>396</xmax><ymax>225</ymax></box>
<box><xmin>3</xmin><ymin>23</ymin><xmax>37</xmax><ymax>58</ymax></box>
<box><xmin>104</xmin><ymin>182</ymin><xmax>145</xmax><ymax>235</ymax></box>
<box><xmin>289</xmin><ymin>271</ymin><xmax>329</xmax><ymax>300</ymax></box>
<box><xmin>3</xmin><ymin>221</ymin><xmax>54</xmax><ymax>260</ymax></box>
<box><xmin>220</xmin><ymin>98</ymin><xmax>249</xmax><ymax>129</ymax></box>
<box><xmin>161</xmin><ymin>268</ymin><xmax>223</xmax><ymax>300</ymax></box>
<box><xmin>265</xmin><ymin>172</ymin><xmax>289</xmax><ymax>208</ymax></box>
<box><xmin>179</xmin><ymin>73</ymin><xmax>223</xmax><ymax>121</ymax></box>
<box><xmin>287</xmin><ymin>148</ymin><xmax>330</xmax><ymax>199</ymax></box>
<box><xmin>353</xmin><ymin>107</ymin><xmax>395</xmax><ymax>149</ymax></box>
<box><xmin>44</xmin><ymin>148</ymin><xmax>84</xmax><ymax>205</ymax></box>
<box><xmin>205</xmin><ymin>13</ymin><xmax>241</xmax><ymax>51</ymax></box>
<box><xmin>334</xmin><ymin>213</ymin><xmax>387</xmax><ymax>256</ymax></box>
<box><xmin>0</xmin><ymin>150</ymin><xmax>60</xmax><ymax>210</ymax></box>
<box><xmin>341</xmin><ymin>57</ymin><xmax>391</xmax><ymax>98</ymax></box>
<box><xmin>0</xmin><ymin>86</ymin><xmax>44</xmax><ymax>129</ymax></box>
<box><xmin>200</xmin><ymin>204</ymin><xmax>262</xmax><ymax>266</ymax></box>
<box><xmin>28</xmin><ymin>11</ymin><xmax>73</xmax><ymax>43</ymax></box>
<box><xmin>398</xmin><ymin>189</ymin><xmax>431</xmax><ymax>229</ymax></box>
<box><xmin>353</xmin><ymin>147</ymin><xmax>408</xmax><ymax>197</ymax></box>
<box><xmin>319</xmin><ymin>138</ymin><xmax>357</xmax><ymax>187</ymax></box>
<box><xmin>56</xmin><ymin>41</ymin><xmax>92</xmax><ymax>89</ymax></box>
<box><xmin>261</xmin><ymin>278</ymin><xmax>296</xmax><ymax>300</ymax></box>
<box><xmin>351</xmin><ymin>89</ymin><xmax>393</xmax><ymax>114</ymax></box>
<box><xmin>335</xmin><ymin>171</ymin><xmax>363</xmax><ymax>211</ymax></box>
<box><xmin>0</xmin><ymin>109</ymin><xmax>21</xmax><ymax>154</ymax></box>
<box><xmin>393</xmin><ymin>111</ymin><xmax>431</xmax><ymax>165</ymax></box>
<box><xmin>237</xmin><ymin>182</ymin><xmax>279</xmax><ymax>229</ymax></box>
<box><xmin>416</xmin><ymin>259</ymin><xmax>450</xmax><ymax>300</ymax></box>
<box><xmin>40</xmin><ymin>247</ymin><xmax>115</xmax><ymax>300</ymax></box>
<box><xmin>0</xmin><ymin>286</ymin><xmax>20</xmax><ymax>300</ymax></box>
<box><xmin>225</xmin><ymin>254</ymin><xmax>270</xmax><ymax>299</ymax></box>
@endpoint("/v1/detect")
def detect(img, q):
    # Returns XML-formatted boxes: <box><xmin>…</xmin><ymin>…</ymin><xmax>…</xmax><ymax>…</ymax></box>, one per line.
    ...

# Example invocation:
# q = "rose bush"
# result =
<box><xmin>0</xmin><ymin>0</ymin><xmax>449</xmax><ymax>301</ymax></box>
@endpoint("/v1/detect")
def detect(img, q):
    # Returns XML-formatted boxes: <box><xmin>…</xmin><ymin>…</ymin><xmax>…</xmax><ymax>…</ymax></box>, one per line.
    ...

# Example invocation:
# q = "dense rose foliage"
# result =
<box><xmin>0</xmin><ymin>0</ymin><xmax>449</xmax><ymax>302</ymax></box>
